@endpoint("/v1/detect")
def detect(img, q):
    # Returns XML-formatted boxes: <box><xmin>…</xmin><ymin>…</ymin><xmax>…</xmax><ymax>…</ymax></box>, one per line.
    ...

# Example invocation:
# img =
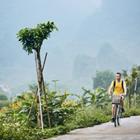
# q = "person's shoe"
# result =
<box><xmin>111</xmin><ymin>117</ymin><xmax>115</xmax><ymax>122</ymax></box>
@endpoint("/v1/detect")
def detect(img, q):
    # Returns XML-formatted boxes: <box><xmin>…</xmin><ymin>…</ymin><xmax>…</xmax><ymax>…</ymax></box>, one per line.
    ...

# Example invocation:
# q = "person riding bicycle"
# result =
<box><xmin>108</xmin><ymin>72</ymin><xmax>127</xmax><ymax>122</ymax></box>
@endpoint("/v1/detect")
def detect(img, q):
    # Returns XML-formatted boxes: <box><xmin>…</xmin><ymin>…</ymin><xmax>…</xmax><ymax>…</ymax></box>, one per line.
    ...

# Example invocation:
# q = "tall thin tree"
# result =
<box><xmin>17</xmin><ymin>22</ymin><xmax>57</xmax><ymax>129</ymax></box>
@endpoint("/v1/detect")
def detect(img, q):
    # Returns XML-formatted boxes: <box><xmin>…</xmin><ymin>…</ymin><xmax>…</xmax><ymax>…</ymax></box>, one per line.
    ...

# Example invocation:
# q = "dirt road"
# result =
<box><xmin>48</xmin><ymin>116</ymin><xmax>140</xmax><ymax>140</ymax></box>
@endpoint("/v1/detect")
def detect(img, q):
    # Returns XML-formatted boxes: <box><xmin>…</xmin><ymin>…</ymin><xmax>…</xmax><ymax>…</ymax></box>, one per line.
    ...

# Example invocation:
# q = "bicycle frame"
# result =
<box><xmin>114</xmin><ymin>103</ymin><xmax>122</xmax><ymax>127</ymax></box>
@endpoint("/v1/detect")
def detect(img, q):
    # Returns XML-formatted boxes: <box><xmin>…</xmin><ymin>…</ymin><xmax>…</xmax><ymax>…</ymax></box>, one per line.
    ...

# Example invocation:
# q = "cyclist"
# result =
<box><xmin>108</xmin><ymin>72</ymin><xmax>127</xmax><ymax>122</ymax></box>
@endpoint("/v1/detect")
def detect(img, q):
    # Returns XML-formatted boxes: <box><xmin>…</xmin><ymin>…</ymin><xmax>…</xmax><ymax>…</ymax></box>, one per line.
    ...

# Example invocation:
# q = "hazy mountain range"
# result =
<box><xmin>0</xmin><ymin>0</ymin><xmax>140</xmax><ymax>95</ymax></box>
<box><xmin>72</xmin><ymin>44</ymin><xmax>132</xmax><ymax>86</ymax></box>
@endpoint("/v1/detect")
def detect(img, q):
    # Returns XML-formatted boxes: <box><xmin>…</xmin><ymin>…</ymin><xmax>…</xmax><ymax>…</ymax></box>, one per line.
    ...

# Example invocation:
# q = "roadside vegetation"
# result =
<box><xmin>0</xmin><ymin>71</ymin><xmax>140</xmax><ymax>140</ymax></box>
<box><xmin>0</xmin><ymin>22</ymin><xmax>140</xmax><ymax>139</ymax></box>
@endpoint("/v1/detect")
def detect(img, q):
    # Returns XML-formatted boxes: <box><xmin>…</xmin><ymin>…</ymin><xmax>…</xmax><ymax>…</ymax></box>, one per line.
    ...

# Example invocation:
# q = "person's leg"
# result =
<box><xmin>112</xmin><ymin>104</ymin><xmax>115</xmax><ymax>121</ymax></box>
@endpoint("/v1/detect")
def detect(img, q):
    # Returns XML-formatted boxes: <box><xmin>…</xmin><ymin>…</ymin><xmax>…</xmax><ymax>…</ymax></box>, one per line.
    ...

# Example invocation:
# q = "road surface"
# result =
<box><xmin>48</xmin><ymin>116</ymin><xmax>140</xmax><ymax>140</ymax></box>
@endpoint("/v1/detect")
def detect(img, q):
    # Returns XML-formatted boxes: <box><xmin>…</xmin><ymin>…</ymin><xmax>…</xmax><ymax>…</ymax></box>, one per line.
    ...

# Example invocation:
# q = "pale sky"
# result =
<box><xmin>0</xmin><ymin>0</ymin><xmax>140</xmax><ymax>93</ymax></box>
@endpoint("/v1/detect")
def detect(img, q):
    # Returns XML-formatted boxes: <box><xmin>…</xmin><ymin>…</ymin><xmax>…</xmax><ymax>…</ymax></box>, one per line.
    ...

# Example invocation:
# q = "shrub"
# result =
<box><xmin>65</xmin><ymin>106</ymin><xmax>110</xmax><ymax>129</ymax></box>
<box><xmin>124</xmin><ymin>107</ymin><xmax>140</xmax><ymax>117</ymax></box>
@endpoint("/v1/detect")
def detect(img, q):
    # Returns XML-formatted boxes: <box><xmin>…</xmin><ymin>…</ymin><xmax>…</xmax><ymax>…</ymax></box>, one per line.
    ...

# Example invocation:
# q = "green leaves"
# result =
<box><xmin>81</xmin><ymin>87</ymin><xmax>110</xmax><ymax>108</ymax></box>
<box><xmin>94</xmin><ymin>70</ymin><xmax>114</xmax><ymax>89</ymax></box>
<box><xmin>17</xmin><ymin>22</ymin><xmax>57</xmax><ymax>54</ymax></box>
<box><xmin>0</xmin><ymin>93</ymin><xmax>9</xmax><ymax>109</ymax></box>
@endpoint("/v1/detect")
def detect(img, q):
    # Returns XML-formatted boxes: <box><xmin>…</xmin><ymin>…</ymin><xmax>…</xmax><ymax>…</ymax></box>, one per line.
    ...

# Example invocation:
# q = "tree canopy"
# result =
<box><xmin>93</xmin><ymin>70</ymin><xmax>114</xmax><ymax>89</ymax></box>
<box><xmin>17</xmin><ymin>22</ymin><xmax>57</xmax><ymax>54</ymax></box>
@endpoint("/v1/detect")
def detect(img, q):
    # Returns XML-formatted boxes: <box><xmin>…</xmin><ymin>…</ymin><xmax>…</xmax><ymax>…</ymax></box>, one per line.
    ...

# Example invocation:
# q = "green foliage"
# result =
<box><xmin>123</xmin><ymin>65</ymin><xmax>140</xmax><ymax>108</ymax></box>
<box><xmin>0</xmin><ymin>93</ymin><xmax>9</xmax><ymax>109</ymax></box>
<box><xmin>0</xmin><ymin>79</ymin><xmax>140</xmax><ymax>139</ymax></box>
<box><xmin>0</xmin><ymin>94</ymin><xmax>8</xmax><ymax>100</ymax></box>
<box><xmin>94</xmin><ymin>70</ymin><xmax>114</xmax><ymax>89</ymax></box>
<box><xmin>43</xmin><ymin>91</ymin><xmax>78</xmax><ymax>127</ymax></box>
<box><xmin>66</xmin><ymin>106</ymin><xmax>110</xmax><ymax>128</ymax></box>
<box><xmin>81</xmin><ymin>87</ymin><xmax>111</xmax><ymax>108</ymax></box>
<box><xmin>0</xmin><ymin>105</ymin><xmax>140</xmax><ymax>140</ymax></box>
<box><xmin>17</xmin><ymin>21</ymin><xmax>58</xmax><ymax>129</ymax></box>
<box><xmin>0</xmin><ymin>121</ymin><xmax>69</xmax><ymax>140</ymax></box>
<box><xmin>0</xmin><ymin>101</ymin><xmax>9</xmax><ymax>109</ymax></box>
<box><xmin>0</xmin><ymin>90</ymin><xmax>79</xmax><ymax>128</ymax></box>
<box><xmin>124</xmin><ymin>107</ymin><xmax>140</xmax><ymax>117</ymax></box>
<box><xmin>17</xmin><ymin>22</ymin><xmax>57</xmax><ymax>54</ymax></box>
<box><xmin>93</xmin><ymin>88</ymin><xmax>111</xmax><ymax>108</ymax></box>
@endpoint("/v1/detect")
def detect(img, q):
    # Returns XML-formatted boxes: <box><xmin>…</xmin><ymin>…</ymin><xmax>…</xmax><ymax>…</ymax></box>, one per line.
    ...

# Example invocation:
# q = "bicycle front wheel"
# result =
<box><xmin>114</xmin><ymin>105</ymin><xmax>118</xmax><ymax>127</ymax></box>
<box><xmin>117</xmin><ymin>106</ymin><xmax>122</xmax><ymax>126</ymax></box>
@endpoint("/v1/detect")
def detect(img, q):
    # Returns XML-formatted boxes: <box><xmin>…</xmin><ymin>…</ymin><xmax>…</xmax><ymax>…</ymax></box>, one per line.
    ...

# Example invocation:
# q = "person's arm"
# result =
<box><xmin>108</xmin><ymin>81</ymin><xmax>114</xmax><ymax>95</ymax></box>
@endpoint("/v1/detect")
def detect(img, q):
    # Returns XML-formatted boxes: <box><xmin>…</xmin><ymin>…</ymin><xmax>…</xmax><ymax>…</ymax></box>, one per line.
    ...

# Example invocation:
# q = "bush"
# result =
<box><xmin>124</xmin><ymin>107</ymin><xmax>140</xmax><ymax>117</ymax></box>
<box><xmin>0</xmin><ymin>105</ymin><xmax>140</xmax><ymax>140</ymax></box>
<box><xmin>65</xmin><ymin>106</ymin><xmax>110</xmax><ymax>129</ymax></box>
<box><xmin>0</xmin><ymin>124</ymin><xmax>71</xmax><ymax>140</ymax></box>
<box><xmin>0</xmin><ymin>88</ymin><xmax>140</xmax><ymax>140</ymax></box>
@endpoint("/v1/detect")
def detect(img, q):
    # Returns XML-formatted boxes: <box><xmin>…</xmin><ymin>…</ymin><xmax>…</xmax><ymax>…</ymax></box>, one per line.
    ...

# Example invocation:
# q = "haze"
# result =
<box><xmin>0</xmin><ymin>0</ymin><xmax>140</xmax><ymax>94</ymax></box>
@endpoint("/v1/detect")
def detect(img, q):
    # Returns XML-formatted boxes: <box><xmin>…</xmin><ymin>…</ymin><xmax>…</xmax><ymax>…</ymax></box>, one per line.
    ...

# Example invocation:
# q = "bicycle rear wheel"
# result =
<box><xmin>117</xmin><ymin>116</ymin><xmax>120</xmax><ymax>126</ymax></box>
<box><xmin>114</xmin><ymin>119</ymin><xmax>117</xmax><ymax>127</ymax></box>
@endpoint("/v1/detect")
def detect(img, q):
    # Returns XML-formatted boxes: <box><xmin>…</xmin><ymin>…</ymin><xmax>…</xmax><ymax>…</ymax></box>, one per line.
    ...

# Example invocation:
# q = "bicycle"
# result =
<box><xmin>114</xmin><ymin>102</ymin><xmax>122</xmax><ymax>127</ymax></box>
<box><xmin>112</xmin><ymin>95</ymin><xmax>123</xmax><ymax>127</ymax></box>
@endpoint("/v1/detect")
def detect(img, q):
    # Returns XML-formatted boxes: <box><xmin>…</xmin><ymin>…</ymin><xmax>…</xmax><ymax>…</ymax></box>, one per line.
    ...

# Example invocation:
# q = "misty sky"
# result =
<box><xmin>0</xmin><ymin>0</ymin><xmax>140</xmax><ymax>93</ymax></box>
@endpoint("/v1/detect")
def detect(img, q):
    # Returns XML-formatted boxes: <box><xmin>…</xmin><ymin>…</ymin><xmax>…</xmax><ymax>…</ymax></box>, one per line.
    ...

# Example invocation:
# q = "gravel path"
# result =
<box><xmin>48</xmin><ymin>116</ymin><xmax>140</xmax><ymax>140</ymax></box>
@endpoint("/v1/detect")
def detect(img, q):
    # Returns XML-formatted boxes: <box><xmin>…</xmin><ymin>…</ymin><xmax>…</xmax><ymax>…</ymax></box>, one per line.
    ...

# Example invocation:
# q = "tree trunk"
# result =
<box><xmin>41</xmin><ymin>52</ymin><xmax>51</xmax><ymax>127</ymax></box>
<box><xmin>42</xmin><ymin>78</ymin><xmax>51</xmax><ymax>127</ymax></box>
<box><xmin>34</xmin><ymin>50</ymin><xmax>44</xmax><ymax>129</ymax></box>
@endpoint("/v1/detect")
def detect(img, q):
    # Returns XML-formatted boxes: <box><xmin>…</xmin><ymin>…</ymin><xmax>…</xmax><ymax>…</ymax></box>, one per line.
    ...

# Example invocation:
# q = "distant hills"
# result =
<box><xmin>73</xmin><ymin>44</ymin><xmax>132</xmax><ymax>81</ymax></box>
<box><xmin>0</xmin><ymin>85</ymin><xmax>8</xmax><ymax>97</ymax></box>
<box><xmin>96</xmin><ymin>44</ymin><xmax>131</xmax><ymax>71</ymax></box>
<box><xmin>73</xmin><ymin>54</ymin><xmax>96</xmax><ymax>79</ymax></box>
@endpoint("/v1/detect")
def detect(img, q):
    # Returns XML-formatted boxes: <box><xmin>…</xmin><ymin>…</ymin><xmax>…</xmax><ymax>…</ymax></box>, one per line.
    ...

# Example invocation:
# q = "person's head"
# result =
<box><xmin>115</xmin><ymin>72</ymin><xmax>121</xmax><ymax>81</ymax></box>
